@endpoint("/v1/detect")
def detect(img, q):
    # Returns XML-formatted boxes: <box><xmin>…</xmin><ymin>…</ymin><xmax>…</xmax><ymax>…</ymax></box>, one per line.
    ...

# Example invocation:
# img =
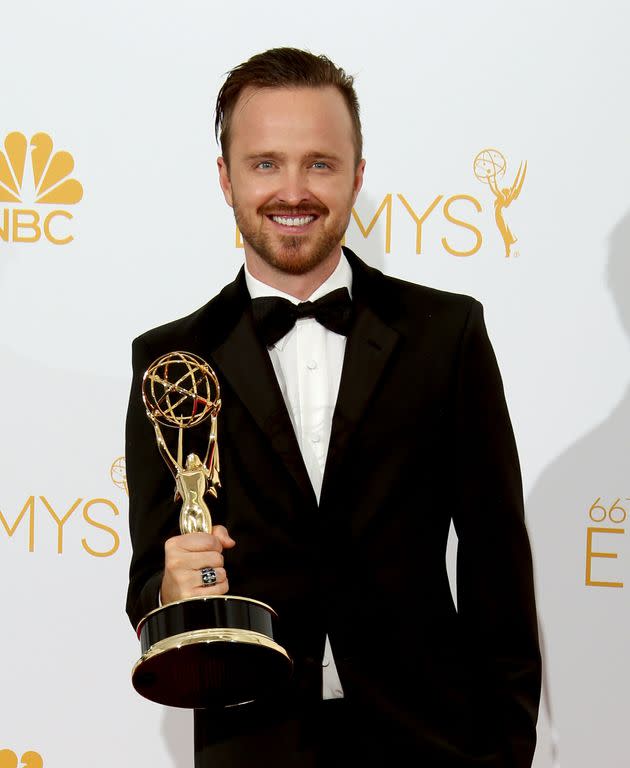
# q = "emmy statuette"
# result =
<box><xmin>131</xmin><ymin>351</ymin><xmax>292</xmax><ymax>708</ymax></box>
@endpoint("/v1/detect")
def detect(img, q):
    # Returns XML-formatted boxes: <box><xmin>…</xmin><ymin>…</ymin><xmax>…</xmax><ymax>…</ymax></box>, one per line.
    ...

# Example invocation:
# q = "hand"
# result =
<box><xmin>160</xmin><ymin>526</ymin><xmax>236</xmax><ymax>605</ymax></box>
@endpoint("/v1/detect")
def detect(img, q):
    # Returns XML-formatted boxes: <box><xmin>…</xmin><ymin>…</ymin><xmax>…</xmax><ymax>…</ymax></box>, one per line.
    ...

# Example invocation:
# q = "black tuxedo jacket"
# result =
<box><xmin>125</xmin><ymin>248</ymin><xmax>540</xmax><ymax>767</ymax></box>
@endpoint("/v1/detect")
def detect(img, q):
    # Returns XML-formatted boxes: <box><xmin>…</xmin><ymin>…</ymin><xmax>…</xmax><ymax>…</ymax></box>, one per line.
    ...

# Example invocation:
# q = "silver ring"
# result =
<box><xmin>200</xmin><ymin>567</ymin><xmax>217</xmax><ymax>587</ymax></box>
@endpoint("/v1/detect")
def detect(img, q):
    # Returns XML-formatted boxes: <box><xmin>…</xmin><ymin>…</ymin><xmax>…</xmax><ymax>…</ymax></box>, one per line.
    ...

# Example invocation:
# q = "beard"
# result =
<box><xmin>233</xmin><ymin>201</ymin><xmax>351</xmax><ymax>276</ymax></box>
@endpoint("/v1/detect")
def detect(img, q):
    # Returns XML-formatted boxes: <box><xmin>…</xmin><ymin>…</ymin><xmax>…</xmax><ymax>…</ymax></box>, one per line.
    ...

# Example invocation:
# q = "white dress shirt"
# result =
<box><xmin>245</xmin><ymin>253</ymin><xmax>352</xmax><ymax>700</ymax></box>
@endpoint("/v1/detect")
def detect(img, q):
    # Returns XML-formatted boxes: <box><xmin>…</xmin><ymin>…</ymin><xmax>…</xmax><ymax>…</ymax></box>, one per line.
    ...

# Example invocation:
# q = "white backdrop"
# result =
<box><xmin>1</xmin><ymin>2</ymin><xmax>629</xmax><ymax>766</ymax></box>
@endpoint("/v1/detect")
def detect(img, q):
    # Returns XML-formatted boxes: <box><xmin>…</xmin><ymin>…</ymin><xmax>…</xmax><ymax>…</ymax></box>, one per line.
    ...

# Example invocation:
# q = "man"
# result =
<box><xmin>126</xmin><ymin>48</ymin><xmax>541</xmax><ymax>767</ymax></box>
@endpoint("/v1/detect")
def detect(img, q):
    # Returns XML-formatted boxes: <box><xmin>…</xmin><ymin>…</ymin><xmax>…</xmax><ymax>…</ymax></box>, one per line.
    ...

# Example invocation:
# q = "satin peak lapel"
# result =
<box><xmin>322</xmin><ymin>301</ymin><xmax>400</xmax><ymax>499</ymax></box>
<box><xmin>211</xmin><ymin>306</ymin><xmax>316</xmax><ymax>505</ymax></box>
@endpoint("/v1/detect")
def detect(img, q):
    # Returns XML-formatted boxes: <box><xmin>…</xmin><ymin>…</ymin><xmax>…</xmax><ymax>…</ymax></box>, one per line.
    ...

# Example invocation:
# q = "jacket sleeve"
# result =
<box><xmin>124</xmin><ymin>335</ymin><xmax>180</xmax><ymax>631</ymax></box>
<box><xmin>452</xmin><ymin>300</ymin><xmax>541</xmax><ymax>768</ymax></box>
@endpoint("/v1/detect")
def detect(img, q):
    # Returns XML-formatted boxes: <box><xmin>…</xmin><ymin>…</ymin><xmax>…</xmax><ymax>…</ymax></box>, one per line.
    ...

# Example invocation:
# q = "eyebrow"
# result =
<box><xmin>244</xmin><ymin>151</ymin><xmax>343</xmax><ymax>163</ymax></box>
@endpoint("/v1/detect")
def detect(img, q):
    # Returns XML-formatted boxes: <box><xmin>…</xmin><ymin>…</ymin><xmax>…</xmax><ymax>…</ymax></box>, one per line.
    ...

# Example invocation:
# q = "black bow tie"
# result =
<box><xmin>251</xmin><ymin>287</ymin><xmax>353</xmax><ymax>347</ymax></box>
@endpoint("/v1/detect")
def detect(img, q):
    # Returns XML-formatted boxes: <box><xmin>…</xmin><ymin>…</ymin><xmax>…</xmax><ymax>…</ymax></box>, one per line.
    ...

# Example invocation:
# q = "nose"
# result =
<box><xmin>276</xmin><ymin>166</ymin><xmax>310</xmax><ymax>207</ymax></box>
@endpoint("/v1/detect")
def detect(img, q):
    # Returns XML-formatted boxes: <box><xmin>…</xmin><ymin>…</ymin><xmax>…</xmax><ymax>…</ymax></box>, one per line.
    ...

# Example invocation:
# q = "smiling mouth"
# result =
<box><xmin>268</xmin><ymin>214</ymin><xmax>317</xmax><ymax>227</ymax></box>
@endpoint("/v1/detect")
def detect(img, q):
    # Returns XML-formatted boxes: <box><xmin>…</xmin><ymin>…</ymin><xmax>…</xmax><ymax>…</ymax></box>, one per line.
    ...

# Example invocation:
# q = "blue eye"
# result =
<box><xmin>257</xmin><ymin>161</ymin><xmax>273</xmax><ymax>169</ymax></box>
<box><xmin>312</xmin><ymin>161</ymin><xmax>329</xmax><ymax>169</ymax></box>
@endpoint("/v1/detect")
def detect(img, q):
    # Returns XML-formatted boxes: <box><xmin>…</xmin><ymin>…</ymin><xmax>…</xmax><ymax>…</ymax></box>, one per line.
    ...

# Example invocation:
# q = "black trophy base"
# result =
<box><xmin>132</xmin><ymin>595</ymin><xmax>292</xmax><ymax>709</ymax></box>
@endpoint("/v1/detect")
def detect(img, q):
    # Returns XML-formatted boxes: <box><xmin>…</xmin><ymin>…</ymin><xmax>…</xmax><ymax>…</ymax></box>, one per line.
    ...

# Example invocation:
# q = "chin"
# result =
<box><xmin>270</xmin><ymin>249</ymin><xmax>326</xmax><ymax>276</ymax></box>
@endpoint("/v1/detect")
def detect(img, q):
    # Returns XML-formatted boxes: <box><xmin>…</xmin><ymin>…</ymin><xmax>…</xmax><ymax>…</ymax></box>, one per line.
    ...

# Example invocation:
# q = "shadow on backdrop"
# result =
<box><xmin>162</xmin><ymin>707</ymin><xmax>194</xmax><ymax>768</ymax></box>
<box><xmin>527</xmin><ymin>209</ymin><xmax>630</xmax><ymax>768</ymax></box>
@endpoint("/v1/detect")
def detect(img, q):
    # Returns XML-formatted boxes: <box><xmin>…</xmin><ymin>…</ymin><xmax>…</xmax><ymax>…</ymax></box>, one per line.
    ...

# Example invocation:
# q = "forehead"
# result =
<box><xmin>228</xmin><ymin>85</ymin><xmax>355</xmax><ymax>155</ymax></box>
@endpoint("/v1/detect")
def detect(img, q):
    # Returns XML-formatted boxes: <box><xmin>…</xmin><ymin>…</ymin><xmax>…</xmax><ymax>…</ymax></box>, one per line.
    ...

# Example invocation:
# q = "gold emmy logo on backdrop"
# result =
<box><xmin>0</xmin><ymin>462</ymin><xmax>125</xmax><ymax>561</ymax></box>
<box><xmin>132</xmin><ymin>351</ymin><xmax>292</xmax><ymax>709</ymax></box>
<box><xmin>0</xmin><ymin>131</ymin><xmax>83</xmax><ymax>245</ymax></box>
<box><xmin>473</xmin><ymin>148</ymin><xmax>526</xmax><ymax>257</ymax></box>
<box><xmin>1</xmin><ymin>461</ymin><xmax>122</xmax><ymax>557</ymax></box>
<box><xmin>585</xmin><ymin>497</ymin><xmax>627</xmax><ymax>588</ymax></box>
<box><xmin>110</xmin><ymin>456</ymin><xmax>128</xmax><ymax>496</ymax></box>
<box><xmin>0</xmin><ymin>750</ymin><xmax>43</xmax><ymax>768</ymax></box>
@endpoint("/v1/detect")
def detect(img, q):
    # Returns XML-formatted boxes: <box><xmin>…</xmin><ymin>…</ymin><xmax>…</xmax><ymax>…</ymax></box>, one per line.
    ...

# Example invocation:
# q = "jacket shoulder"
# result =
<box><xmin>356</xmin><ymin>259</ymin><xmax>480</xmax><ymax>335</ymax></box>
<box><xmin>379</xmin><ymin>269</ymin><xmax>477</xmax><ymax>310</ymax></box>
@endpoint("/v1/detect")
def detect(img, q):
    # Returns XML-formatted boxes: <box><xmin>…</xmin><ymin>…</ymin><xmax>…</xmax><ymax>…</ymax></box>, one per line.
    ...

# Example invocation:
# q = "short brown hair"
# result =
<box><xmin>214</xmin><ymin>47</ymin><xmax>363</xmax><ymax>166</ymax></box>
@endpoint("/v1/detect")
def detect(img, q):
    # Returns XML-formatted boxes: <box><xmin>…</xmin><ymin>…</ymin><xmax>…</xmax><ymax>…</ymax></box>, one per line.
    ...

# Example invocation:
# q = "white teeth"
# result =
<box><xmin>271</xmin><ymin>215</ymin><xmax>315</xmax><ymax>227</ymax></box>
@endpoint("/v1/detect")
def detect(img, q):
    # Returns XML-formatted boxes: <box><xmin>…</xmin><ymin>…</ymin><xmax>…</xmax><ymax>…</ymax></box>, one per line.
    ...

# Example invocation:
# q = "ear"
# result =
<box><xmin>217</xmin><ymin>156</ymin><xmax>233</xmax><ymax>207</ymax></box>
<box><xmin>351</xmin><ymin>158</ymin><xmax>366</xmax><ymax>204</ymax></box>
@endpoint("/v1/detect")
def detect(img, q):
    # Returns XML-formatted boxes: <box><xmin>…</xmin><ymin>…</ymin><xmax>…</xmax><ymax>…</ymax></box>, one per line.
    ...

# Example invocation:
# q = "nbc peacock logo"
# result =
<box><xmin>0</xmin><ymin>131</ymin><xmax>83</xmax><ymax>246</ymax></box>
<box><xmin>0</xmin><ymin>749</ymin><xmax>43</xmax><ymax>768</ymax></box>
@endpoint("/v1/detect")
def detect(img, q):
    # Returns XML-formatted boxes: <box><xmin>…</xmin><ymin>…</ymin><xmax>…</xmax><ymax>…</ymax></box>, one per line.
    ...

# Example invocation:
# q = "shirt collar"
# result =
<box><xmin>244</xmin><ymin>250</ymin><xmax>353</xmax><ymax>350</ymax></box>
<box><xmin>244</xmin><ymin>250</ymin><xmax>353</xmax><ymax>304</ymax></box>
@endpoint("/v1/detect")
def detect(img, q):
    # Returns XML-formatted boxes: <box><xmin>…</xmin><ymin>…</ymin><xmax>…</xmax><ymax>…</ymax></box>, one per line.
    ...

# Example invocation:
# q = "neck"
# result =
<box><xmin>244</xmin><ymin>245</ymin><xmax>342</xmax><ymax>301</ymax></box>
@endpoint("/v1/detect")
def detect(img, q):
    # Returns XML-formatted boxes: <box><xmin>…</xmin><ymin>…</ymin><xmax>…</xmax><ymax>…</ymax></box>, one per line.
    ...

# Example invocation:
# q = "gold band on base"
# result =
<box><xmin>133</xmin><ymin>627</ymin><xmax>291</xmax><ymax>674</ymax></box>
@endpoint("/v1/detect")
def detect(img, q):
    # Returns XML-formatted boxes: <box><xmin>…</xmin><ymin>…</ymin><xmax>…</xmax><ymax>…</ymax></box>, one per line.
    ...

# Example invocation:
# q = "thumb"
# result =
<box><xmin>212</xmin><ymin>524</ymin><xmax>236</xmax><ymax>549</ymax></box>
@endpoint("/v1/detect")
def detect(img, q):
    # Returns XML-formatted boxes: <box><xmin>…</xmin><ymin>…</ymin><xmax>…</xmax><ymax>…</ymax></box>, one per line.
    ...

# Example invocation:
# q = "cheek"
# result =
<box><xmin>309</xmin><ymin>177</ymin><xmax>351</xmax><ymax>206</ymax></box>
<box><xmin>234</xmin><ymin>177</ymin><xmax>275</xmax><ymax>209</ymax></box>
<box><xmin>319</xmin><ymin>185</ymin><xmax>356</xmax><ymax>214</ymax></box>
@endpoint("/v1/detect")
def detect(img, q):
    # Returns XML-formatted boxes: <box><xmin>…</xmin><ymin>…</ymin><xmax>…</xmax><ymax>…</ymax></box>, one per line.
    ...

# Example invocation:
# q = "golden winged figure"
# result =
<box><xmin>487</xmin><ymin>161</ymin><xmax>527</xmax><ymax>257</ymax></box>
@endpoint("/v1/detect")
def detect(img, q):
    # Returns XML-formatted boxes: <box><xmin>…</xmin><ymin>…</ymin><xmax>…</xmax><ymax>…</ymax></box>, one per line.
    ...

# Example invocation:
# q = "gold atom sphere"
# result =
<box><xmin>110</xmin><ymin>456</ymin><xmax>127</xmax><ymax>491</ymax></box>
<box><xmin>142</xmin><ymin>351</ymin><xmax>220</xmax><ymax>429</ymax></box>
<box><xmin>473</xmin><ymin>148</ymin><xmax>506</xmax><ymax>183</ymax></box>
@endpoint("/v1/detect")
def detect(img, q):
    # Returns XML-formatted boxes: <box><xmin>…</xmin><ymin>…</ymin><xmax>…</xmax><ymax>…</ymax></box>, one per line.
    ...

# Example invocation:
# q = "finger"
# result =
<box><xmin>197</xmin><ymin>566</ymin><xmax>227</xmax><ymax>587</ymax></box>
<box><xmin>212</xmin><ymin>525</ymin><xmax>236</xmax><ymax>549</ymax></box>
<box><xmin>161</xmin><ymin>565</ymin><xmax>228</xmax><ymax>604</ymax></box>
<box><xmin>165</xmin><ymin>531</ymin><xmax>224</xmax><ymax>553</ymax></box>
<box><xmin>194</xmin><ymin>571</ymin><xmax>230</xmax><ymax>596</ymax></box>
<box><xmin>166</xmin><ymin>551</ymin><xmax>224</xmax><ymax>572</ymax></box>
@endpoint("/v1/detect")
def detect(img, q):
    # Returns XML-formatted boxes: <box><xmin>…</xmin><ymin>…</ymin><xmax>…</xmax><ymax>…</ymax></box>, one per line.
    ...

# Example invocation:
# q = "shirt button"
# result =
<box><xmin>307</xmin><ymin>359</ymin><xmax>318</xmax><ymax>370</ymax></box>
<box><xmin>311</xmin><ymin>434</ymin><xmax>321</xmax><ymax>444</ymax></box>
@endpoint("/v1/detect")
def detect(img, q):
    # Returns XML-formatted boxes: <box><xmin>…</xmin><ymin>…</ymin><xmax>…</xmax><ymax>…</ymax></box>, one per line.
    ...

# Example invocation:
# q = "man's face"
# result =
<box><xmin>218</xmin><ymin>86</ymin><xmax>364</xmax><ymax>278</ymax></box>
